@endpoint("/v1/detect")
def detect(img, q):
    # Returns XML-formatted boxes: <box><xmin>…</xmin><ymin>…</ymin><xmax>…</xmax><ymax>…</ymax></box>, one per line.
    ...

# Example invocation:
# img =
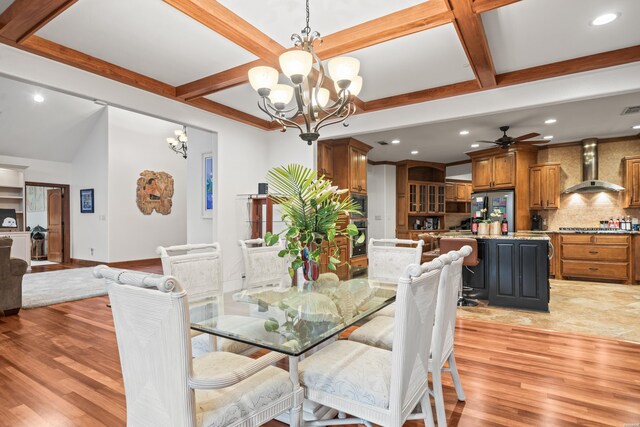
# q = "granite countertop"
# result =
<box><xmin>520</xmin><ymin>230</ymin><xmax>640</xmax><ymax>235</ymax></box>
<box><xmin>438</xmin><ymin>231</ymin><xmax>550</xmax><ymax>240</ymax></box>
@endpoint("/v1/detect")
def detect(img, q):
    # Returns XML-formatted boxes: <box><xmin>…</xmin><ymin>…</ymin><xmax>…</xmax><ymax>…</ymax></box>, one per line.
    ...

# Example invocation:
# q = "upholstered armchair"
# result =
<box><xmin>0</xmin><ymin>237</ymin><xmax>28</xmax><ymax>316</ymax></box>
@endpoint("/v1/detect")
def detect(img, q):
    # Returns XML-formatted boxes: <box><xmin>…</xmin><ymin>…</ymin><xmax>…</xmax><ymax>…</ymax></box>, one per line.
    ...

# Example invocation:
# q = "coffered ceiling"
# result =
<box><xmin>0</xmin><ymin>0</ymin><xmax>638</xmax><ymax>132</ymax></box>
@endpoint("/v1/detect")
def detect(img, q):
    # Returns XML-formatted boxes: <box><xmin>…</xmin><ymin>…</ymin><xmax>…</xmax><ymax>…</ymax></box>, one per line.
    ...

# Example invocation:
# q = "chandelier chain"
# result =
<box><xmin>304</xmin><ymin>0</ymin><xmax>310</xmax><ymax>33</ymax></box>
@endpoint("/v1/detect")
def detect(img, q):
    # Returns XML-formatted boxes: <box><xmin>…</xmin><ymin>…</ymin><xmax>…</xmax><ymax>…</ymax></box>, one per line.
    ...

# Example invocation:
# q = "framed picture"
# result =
<box><xmin>80</xmin><ymin>189</ymin><xmax>94</xmax><ymax>213</ymax></box>
<box><xmin>0</xmin><ymin>208</ymin><xmax>17</xmax><ymax>229</ymax></box>
<box><xmin>202</xmin><ymin>153</ymin><xmax>214</xmax><ymax>218</ymax></box>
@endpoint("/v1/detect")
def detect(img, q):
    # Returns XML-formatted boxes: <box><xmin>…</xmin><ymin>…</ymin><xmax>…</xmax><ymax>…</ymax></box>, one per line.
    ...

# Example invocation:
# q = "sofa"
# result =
<box><xmin>0</xmin><ymin>237</ymin><xmax>28</xmax><ymax>316</ymax></box>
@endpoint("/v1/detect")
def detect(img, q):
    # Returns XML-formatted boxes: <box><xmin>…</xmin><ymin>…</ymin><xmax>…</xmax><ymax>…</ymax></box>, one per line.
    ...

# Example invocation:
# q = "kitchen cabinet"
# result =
<box><xmin>468</xmin><ymin>146</ymin><xmax>539</xmax><ymax>231</ymax></box>
<box><xmin>317</xmin><ymin>142</ymin><xmax>333</xmax><ymax>179</ymax></box>
<box><xmin>559</xmin><ymin>234</ymin><xmax>631</xmax><ymax>283</ymax></box>
<box><xmin>445</xmin><ymin>182</ymin><xmax>472</xmax><ymax>202</ymax></box>
<box><xmin>320</xmin><ymin>236</ymin><xmax>350</xmax><ymax>280</ymax></box>
<box><xmin>635</xmin><ymin>235</ymin><xmax>640</xmax><ymax>283</ymax></box>
<box><xmin>624</xmin><ymin>155</ymin><xmax>640</xmax><ymax>208</ymax></box>
<box><xmin>529</xmin><ymin>163</ymin><xmax>560</xmax><ymax>210</ymax></box>
<box><xmin>349</xmin><ymin>147</ymin><xmax>368</xmax><ymax>194</ymax></box>
<box><xmin>408</xmin><ymin>182</ymin><xmax>445</xmax><ymax>214</ymax></box>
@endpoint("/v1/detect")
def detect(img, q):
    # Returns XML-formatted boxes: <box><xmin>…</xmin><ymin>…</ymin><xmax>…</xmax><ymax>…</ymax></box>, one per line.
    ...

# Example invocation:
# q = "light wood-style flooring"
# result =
<box><xmin>0</xmin><ymin>294</ymin><xmax>638</xmax><ymax>426</ymax></box>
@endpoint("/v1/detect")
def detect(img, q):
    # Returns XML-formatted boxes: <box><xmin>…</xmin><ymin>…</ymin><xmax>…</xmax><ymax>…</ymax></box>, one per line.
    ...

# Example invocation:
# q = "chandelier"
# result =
<box><xmin>166</xmin><ymin>126</ymin><xmax>188</xmax><ymax>159</ymax></box>
<box><xmin>247</xmin><ymin>0</ymin><xmax>362</xmax><ymax>145</ymax></box>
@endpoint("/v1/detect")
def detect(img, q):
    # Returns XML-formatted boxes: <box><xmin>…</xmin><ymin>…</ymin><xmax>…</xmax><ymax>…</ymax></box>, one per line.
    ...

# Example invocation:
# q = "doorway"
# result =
<box><xmin>24</xmin><ymin>182</ymin><xmax>71</xmax><ymax>265</ymax></box>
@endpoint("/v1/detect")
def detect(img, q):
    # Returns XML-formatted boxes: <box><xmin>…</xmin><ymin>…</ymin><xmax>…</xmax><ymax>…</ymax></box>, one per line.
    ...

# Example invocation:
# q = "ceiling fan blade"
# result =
<box><xmin>515</xmin><ymin>140</ymin><xmax>550</xmax><ymax>145</ymax></box>
<box><xmin>513</xmin><ymin>132</ymin><xmax>541</xmax><ymax>142</ymax></box>
<box><xmin>476</xmin><ymin>140</ymin><xmax>498</xmax><ymax>144</ymax></box>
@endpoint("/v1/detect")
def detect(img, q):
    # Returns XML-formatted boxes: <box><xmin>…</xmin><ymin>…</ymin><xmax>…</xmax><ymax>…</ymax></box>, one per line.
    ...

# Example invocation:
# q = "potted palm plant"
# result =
<box><xmin>263</xmin><ymin>164</ymin><xmax>364</xmax><ymax>283</ymax></box>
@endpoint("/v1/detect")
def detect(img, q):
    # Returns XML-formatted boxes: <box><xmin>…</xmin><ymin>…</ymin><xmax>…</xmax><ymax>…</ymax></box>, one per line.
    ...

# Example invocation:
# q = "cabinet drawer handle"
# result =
<box><xmin>589</xmin><ymin>251</ymin><xmax>599</xmax><ymax>254</ymax></box>
<box><xmin>589</xmin><ymin>267</ymin><xmax>599</xmax><ymax>271</ymax></box>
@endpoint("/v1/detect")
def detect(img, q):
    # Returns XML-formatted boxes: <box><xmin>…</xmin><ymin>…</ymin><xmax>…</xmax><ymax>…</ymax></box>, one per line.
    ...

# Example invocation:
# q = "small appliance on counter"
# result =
<box><xmin>531</xmin><ymin>214</ymin><xmax>542</xmax><ymax>231</ymax></box>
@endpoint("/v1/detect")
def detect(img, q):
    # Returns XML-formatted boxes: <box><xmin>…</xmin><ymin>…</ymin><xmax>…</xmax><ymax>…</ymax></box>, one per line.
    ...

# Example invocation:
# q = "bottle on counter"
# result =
<box><xmin>608</xmin><ymin>217</ymin><xmax>614</xmax><ymax>229</ymax></box>
<box><xmin>471</xmin><ymin>212</ymin><xmax>479</xmax><ymax>235</ymax></box>
<box><xmin>501</xmin><ymin>213</ymin><xmax>509</xmax><ymax>235</ymax></box>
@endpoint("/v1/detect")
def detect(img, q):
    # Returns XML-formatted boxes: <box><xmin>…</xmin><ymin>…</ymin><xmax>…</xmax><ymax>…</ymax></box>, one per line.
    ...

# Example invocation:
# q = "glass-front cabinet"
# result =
<box><xmin>409</xmin><ymin>183</ymin><xmax>418</xmax><ymax>213</ymax></box>
<box><xmin>407</xmin><ymin>181</ymin><xmax>446</xmax><ymax>215</ymax></box>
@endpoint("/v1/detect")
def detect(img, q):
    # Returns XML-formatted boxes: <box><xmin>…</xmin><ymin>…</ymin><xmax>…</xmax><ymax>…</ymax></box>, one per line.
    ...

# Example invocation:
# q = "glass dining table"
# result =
<box><xmin>189</xmin><ymin>274</ymin><xmax>396</xmax><ymax>423</ymax></box>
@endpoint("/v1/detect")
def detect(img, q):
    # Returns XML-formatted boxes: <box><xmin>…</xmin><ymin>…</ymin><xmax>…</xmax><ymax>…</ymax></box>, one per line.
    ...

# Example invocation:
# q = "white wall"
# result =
<box><xmin>107</xmin><ymin>107</ymin><xmax>187</xmax><ymax>263</ymax></box>
<box><xmin>186</xmin><ymin>126</ymin><xmax>216</xmax><ymax>245</ymax></box>
<box><xmin>446</xmin><ymin>163</ymin><xmax>472</xmax><ymax>180</ymax></box>
<box><xmin>0</xmin><ymin>155</ymin><xmax>72</xmax><ymax>184</ymax></box>
<box><xmin>367</xmin><ymin>164</ymin><xmax>396</xmax><ymax>239</ymax></box>
<box><xmin>71</xmin><ymin>107</ymin><xmax>109</xmax><ymax>262</ymax></box>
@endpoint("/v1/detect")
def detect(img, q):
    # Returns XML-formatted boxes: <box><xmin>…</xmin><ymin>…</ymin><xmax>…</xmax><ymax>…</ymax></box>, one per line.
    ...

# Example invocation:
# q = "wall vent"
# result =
<box><xmin>621</xmin><ymin>105</ymin><xmax>640</xmax><ymax>115</ymax></box>
<box><xmin>377</xmin><ymin>141</ymin><xmax>389</xmax><ymax>145</ymax></box>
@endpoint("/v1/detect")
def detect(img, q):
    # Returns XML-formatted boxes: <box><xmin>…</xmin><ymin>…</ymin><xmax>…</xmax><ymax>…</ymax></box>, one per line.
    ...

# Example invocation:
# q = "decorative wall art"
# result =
<box><xmin>80</xmin><ymin>189</ymin><xmax>95</xmax><ymax>213</ymax></box>
<box><xmin>26</xmin><ymin>186</ymin><xmax>46</xmax><ymax>212</ymax></box>
<box><xmin>136</xmin><ymin>170</ymin><xmax>174</xmax><ymax>215</ymax></box>
<box><xmin>203</xmin><ymin>153</ymin><xmax>213</xmax><ymax>218</ymax></box>
<box><xmin>0</xmin><ymin>208</ymin><xmax>17</xmax><ymax>229</ymax></box>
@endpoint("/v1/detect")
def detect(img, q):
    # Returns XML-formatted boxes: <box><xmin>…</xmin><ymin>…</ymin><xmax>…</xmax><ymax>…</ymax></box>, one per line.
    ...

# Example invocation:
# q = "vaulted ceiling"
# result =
<box><xmin>0</xmin><ymin>0</ymin><xmax>638</xmax><ymax>131</ymax></box>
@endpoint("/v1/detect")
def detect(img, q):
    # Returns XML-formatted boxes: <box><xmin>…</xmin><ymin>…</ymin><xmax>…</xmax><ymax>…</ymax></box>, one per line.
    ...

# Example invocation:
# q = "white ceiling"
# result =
<box><xmin>356</xmin><ymin>90</ymin><xmax>640</xmax><ymax>163</ymax></box>
<box><xmin>0</xmin><ymin>75</ymin><xmax>105</xmax><ymax>162</ymax></box>
<box><xmin>353</xmin><ymin>24</ymin><xmax>474</xmax><ymax>101</ymax></box>
<box><xmin>483</xmin><ymin>0</ymin><xmax>640</xmax><ymax>74</ymax></box>
<box><xmin>217</xmin><ymin>0</ymin><xmax>425</xmax><ymax>47</ymax></box>
<box><xmin>36</xmin><ymin>0</ymin><xmax>257</xmax><ymax>86</ymax></box>
<box><xmin>206</xmin><ymin>83</ymin><xmax>259</xmax><ymax>116</ymax></box>
<box><xmin>0</xmin><ymin>0</ymin><xmax>13</xmax><ymax>15</ymax></box>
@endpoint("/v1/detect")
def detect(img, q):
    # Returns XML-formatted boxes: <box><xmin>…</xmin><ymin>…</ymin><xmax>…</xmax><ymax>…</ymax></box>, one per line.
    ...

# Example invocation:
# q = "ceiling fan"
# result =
<box><xmin>477</xmin><ymin>126</ymin><xmax>550</xmax><ymax>149</ymax></box>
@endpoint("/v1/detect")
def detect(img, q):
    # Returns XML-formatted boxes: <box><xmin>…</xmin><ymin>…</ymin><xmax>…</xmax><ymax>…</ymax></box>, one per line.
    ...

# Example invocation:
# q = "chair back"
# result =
<box><xmin>368</xmin><ymin>238</ymin><xmax>423</xmax><ymax>283</ymax></box>
<box><xmin>157</xmin><ymin>243</ymin><xmax>223</xmax><ymax>303</ymax></box>
<box><xmin>439</xmin><ymin>238</ymin><xmax>478</xmax><ymax>266</ymax></box>
<box><xmin>238</xmin><ymin>238</ymin><xmax>288</xmax><ymax>289</ymax></box>
<box><xmin>94</xmin><ymin>266</ymin><xmax>196</xmax><ymax>426</ymax></box>
<box><xmin>0</xmin><ymin>238</ymin><xmax>12</xmax><ymax>279</ymax></box>
<box><xmin>431</xmin><ymin>246</ymin><xmax>472</xmax><ymax>369</ymax></box>
<box><xmin>388</xmin><ymin>258</ymin><xmax>443</xmax><ymax>420</ymax></box>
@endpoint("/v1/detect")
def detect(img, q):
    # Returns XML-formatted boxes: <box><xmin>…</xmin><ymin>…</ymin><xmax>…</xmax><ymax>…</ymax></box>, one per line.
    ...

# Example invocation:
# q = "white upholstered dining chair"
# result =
<box><xmin>366</xmin><ymin>238</ymin><xmax>424</xmax><ymax>318</ymax></box>
<box><xmin>297</xmin><ymin>258</ymin><xmax>444</xmax><ymax>427</ymax></box>
<box><xmin>348</xmin><ymin>246</ymin><xmax>472</xmax><ymax>427</ymax></box>
<box><xmin>157</xmin><ymin>243</ymin><xmax>265</xmax><ymax>356</ymax></box>
<box><xmin>238</xmin><ymin>238</ymin><xmax>289</xmax><ymax>290</ymax></box>
<box><xmin>94</xmin><ymin>265</ymin><xmax>304</xmax><ymax>427</ymax></box>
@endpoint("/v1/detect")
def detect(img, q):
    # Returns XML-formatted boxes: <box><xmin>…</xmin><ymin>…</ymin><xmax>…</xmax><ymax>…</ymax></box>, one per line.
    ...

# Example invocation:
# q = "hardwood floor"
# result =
<box><xmin>0</xmin><ymin>295</ymin><xmax>638</xmax><ymax>426</ymax></box>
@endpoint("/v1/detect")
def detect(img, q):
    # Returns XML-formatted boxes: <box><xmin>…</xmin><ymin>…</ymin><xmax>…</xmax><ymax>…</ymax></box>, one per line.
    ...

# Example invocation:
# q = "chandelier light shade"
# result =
<box><xmin>167</xmin><ymin>126</ymin><xmax>188</xmax><ymax>159</ymax></box>
<box><xmin>247</xmin><ymin>0</ymin><xmax>362</xmax><ymax>145</ymax></box>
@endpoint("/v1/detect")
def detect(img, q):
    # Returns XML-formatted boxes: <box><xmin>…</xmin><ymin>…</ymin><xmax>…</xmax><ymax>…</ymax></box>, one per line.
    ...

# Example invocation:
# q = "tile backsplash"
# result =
<box><xmin>536</xmin><ymin>138</ymin><xmax>640</xmax><ymax>229</ymax></box>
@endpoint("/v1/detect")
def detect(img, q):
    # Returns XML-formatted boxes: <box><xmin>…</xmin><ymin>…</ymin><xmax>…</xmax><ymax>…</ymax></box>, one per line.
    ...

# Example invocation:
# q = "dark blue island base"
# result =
<box><xmin>442</xmin><ymin>234</ymin><xmax>551</xmax><ymax>312</ymax></box>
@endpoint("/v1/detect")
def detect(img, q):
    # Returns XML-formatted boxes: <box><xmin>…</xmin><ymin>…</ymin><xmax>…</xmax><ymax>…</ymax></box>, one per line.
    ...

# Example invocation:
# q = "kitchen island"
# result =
<box><xmin>440</xmin><ymin>231</ymin><xmax>550</xmax><ymax>311</ymax></box>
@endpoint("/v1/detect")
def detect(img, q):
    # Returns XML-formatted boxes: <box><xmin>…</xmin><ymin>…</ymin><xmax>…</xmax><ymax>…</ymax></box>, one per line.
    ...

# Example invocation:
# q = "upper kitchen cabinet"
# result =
<box><xmin>317</xmin><ymin>138</ymin><xmax>372</xmax><ymax>195</ymax></box>
<box><xmin>445</xmin><ymin>181</ymin><xmax>472</xmax><ymax>202</ymax></box>
<box><xmin>624</xmin><ymin>155</ymin><xmax>640</xmax><ymax>208</ymax></box>
<box><xmin>317</xmin><ymin>142</ymin><xmax>334</xmax><ymax>180</ymax></box>
<box><xmin>471</xmin><ymin>152</ymin><xmax>515</xmax><ymax>190</ymax></box>
<box><xmin>468</xmin><ymin>146</ymin><xmax>539</xmax><ymax>231</ymax></box>
<box><xmin>529</xmin><ymin>163</ymin><xmax>560</xmax><ymax>210</ymax></box>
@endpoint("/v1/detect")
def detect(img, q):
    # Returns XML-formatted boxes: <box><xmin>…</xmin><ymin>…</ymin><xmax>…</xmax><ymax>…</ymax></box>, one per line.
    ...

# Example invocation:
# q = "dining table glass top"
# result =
<box><xmin>189</xmin><ymin>275</ymin><xmax>396</xmax><ymax>356</ymax></box>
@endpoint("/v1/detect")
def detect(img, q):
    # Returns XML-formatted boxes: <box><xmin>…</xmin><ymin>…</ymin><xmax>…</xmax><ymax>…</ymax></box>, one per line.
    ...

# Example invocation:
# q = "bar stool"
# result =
<box><xmin>439</xmin><ymin>238</ymin><xmax>480</xmax><ymax>306</ymax></box>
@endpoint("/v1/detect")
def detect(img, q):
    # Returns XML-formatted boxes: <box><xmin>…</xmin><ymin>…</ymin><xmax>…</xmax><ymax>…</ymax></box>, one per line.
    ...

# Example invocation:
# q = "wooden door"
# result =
<box><xmin>529</xmin><ymin>166</ymin><xmax>544</xmax><ymax>210</ymax></box>
<box><xmin>544</xmin><ymin>165</ymin><xmax>560</xmax><ymax>209</ymax></box>
<box><xmin>445</xmin><ymin>183</ymin><xmax>455</xmax><ymax>201</ymax></box>
<box><xmin>493</xmin><ymin>153</ymin><xmax>516</xmax><ymax>188</ymax></box>
<box><xmin>472</xmin><ymin>157</ymin><xmax>493</xmax><ymax>190</ymax></box>
<box><xmin>626</xmin><ymin>159</ymin><xmax>640</xmax><ymax>207</ymax></box>
<box><xmin>418</xmin><ymin>183</ymin><xmax>427</xmax><ymax>213</ymax></box>
<box><xmin>47</xmin><ymin>189</ymin><xmax>63</xmax><ymax>263</ymax></box>
<box><xmin>455</xmin><ymin>183</ymin><xmax>466</xmax><ymax>200</ymax></box>
<box><xmin>437</xmin><ymin>184</ymin><xmax>446</xmax><ymax>213</ymax></box>
<box><xmin>317</xmin><ymin>143</ymin><xmax>333</xmax><ymax>179</ymax></box>
<box><xmin>408</xmin><ymin>183</ymin><xmax>418</xmax><ymax>214</ymax></box>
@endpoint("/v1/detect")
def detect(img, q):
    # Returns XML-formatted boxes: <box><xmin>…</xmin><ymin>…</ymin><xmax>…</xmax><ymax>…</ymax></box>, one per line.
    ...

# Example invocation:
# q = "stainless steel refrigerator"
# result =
<box><xmin>470</xmin><ymin>190</ymin><xmax>515</xmax><ymax>232</ymax></box>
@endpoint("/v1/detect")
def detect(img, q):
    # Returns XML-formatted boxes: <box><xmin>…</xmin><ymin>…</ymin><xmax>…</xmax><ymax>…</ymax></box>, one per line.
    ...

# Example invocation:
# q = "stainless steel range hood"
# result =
<box><xmin>563</xmin><ymin>138</ymin><xmax>625</xmax><ymax>193</ymax></box>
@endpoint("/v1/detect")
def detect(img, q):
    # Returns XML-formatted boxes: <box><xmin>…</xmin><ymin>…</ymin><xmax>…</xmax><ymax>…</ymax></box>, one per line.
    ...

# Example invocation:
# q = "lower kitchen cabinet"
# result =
<box><xmin>463</xmin><ymin>238</ymin><xmax>549</xmax><ymax>311</ymax></box>
<box><xmin>559</xmin><ymin>234</ymin><xmax>631</xmax><ymax>284</ymax></box>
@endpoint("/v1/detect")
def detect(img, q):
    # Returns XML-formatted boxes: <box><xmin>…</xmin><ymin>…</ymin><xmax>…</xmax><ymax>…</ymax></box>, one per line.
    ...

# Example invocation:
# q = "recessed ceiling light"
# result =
<box><xmin>543</xmin><ymin>135</ymin><xmax>554</xmax><ymax>140</ymax></box>
<box><xmin>411</xmin><ymin>150</ymin><xmax>419</xmax><ymax>155</ymax></box>
<box><xmin>544</xmin><ymin>118</ymin><xmax>557</xmax><ymax>124</ymax></box>
<box><xmin>590</xmin><ymin>13</ymin><xmax>620</xmax><ymax>26</ymax></box>
<box><xmin>33</xmin><ymin>94</ymin><xmax>45</xmax><ymax>103</ymax></box>
<box><xmin>391</xmin><ymin>139</ymin><xmax>400</xmax><ymax>144</ymax></box>
<box><xmin>459</xmin><ymin>130</ymin><xmax>470</xmax><ymax>135</ymax></box>
<box><xmin>471</xmin><ymin>143</ymin><xmax>480</xmax><ymax>148</ymax></box>
<box><xmin>633</xmin><ymin>125</ymin><xmax>640</xmax><ymax>130</ymax></box>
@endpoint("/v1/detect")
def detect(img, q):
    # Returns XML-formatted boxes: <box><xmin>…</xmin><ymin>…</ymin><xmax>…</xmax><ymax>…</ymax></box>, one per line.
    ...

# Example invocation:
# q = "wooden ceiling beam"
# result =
<box><xmin>162</xmin><ymin>0</ymin><xmax>284</xmax><ymax>63</ymax></box>
<box><xmin>471</xmin><ymin>0</ymin><xmax>521</xmax><ymax>14</ymax></box>
<box><xmin>0</xmin><ymin>35</ymin><xmax>273</xmax><ymax>130</ymax></box>
<box><xmin>496</xmin><ymin>45</ymin><xmax>640</xmax><ymax>87</ymax></box>
<box><xmin>0</xmin><ymin>0</ymin><xmax>77</xmax><ymax>43</ymax></box>
<box><xmin>176</xmin><ymin>59</ymin><xmax>268</xmax><ymax>100</ymax></box>
<box><xmin>449</xmin><ymin>0</ymin><xmax>497</xmax><ymax>88</ymax></box>
<box><xmin>315</xmin><ymin>0</ymin><xmax>454</xmax><ymax>59</ymax></box>
<box><xmin>365</xmin><ymin>80</ymin><xmax>481</xmax><ymax>112</ymax></box>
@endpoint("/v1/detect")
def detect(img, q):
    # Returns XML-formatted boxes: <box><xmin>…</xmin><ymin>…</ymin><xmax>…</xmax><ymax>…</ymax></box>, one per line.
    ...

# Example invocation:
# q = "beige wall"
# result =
<box><xmin>536</xmin><ymin>139</ymin><xmax>640</xmax><ymax>229</ymax></box>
